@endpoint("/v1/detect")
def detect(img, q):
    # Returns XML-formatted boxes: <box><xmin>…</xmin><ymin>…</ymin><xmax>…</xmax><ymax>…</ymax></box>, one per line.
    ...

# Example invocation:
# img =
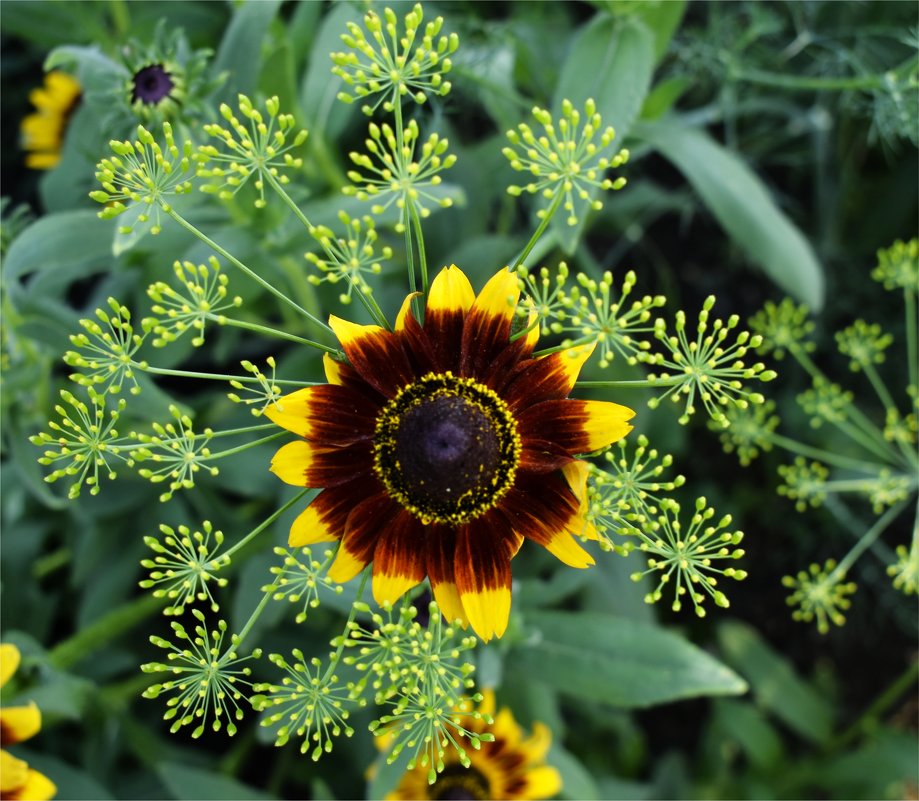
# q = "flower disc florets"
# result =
<box><xmin>374</xmin><ymin>373</ymin><xmax>521</xmax><ymax>525</ymax></box>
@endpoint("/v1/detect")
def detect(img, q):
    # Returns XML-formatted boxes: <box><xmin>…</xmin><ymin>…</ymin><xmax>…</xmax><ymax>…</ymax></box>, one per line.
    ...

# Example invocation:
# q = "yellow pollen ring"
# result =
<box><xmin>373</xmin><ymin>372</ymin><xmax>521</xmax><ymax>526</ymax></box>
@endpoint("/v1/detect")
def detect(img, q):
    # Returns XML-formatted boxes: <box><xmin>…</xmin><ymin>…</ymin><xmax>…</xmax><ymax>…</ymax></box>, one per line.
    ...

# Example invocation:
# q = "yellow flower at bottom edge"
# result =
<box><xmin>20</xmin><ymin>71</ymin><xmax>81</xmax><ymax>170</ymax></box>
<box><xmin>386</xmin><ymin>691</ymin><xmax>562</xmax><ymax>801</ymax></box>
<box><xmin>0</xmin><ymin>644</ymin><xmax>56</xmax><ymax>801</ymax></box>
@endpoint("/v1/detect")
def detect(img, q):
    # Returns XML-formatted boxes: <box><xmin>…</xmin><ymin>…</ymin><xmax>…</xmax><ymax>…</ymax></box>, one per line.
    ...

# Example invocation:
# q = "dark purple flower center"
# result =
<box><xmin>430</xmin><ymin>764</ymin><xmax>490</xmax><ymax>800</ymax></box>
<box><xmin>132</xmin><ymin>64</ymin><xmax>174</xmax><ymax>105</ymax></box>
<box><xmin>373</xmin><ymin>374</ymin><xmax>521</xmax><ymax>525</ymax></box>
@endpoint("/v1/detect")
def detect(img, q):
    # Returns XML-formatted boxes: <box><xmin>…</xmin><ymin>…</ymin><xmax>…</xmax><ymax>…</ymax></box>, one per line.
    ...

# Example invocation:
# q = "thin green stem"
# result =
<box><xmin>232</xmin><ymin>586</ymin><xmax>275</xmax><ymax>648</ymax></box>
<box><xmin>861</xmin><ymin>361</ymin><xmax>897</xmax><ymax>420</ymax></box>
<box><xmin>210</xmin><ymin>313</ymin><xmax>339</xmax><ymax>353</ymax></box>
<box><xmin>137</xmin><ymin>362</ymin><xmax>318</xmax><ymax>387</ymax></box>
<box><xmin>49</xmin><ymin>593</ymin><xmax>163</xmax><ymax>670</ymax></box>
<box><xmin>831</xmin><ymin>659</ymin><xmax>919</xmax><ymax>750</ymax></box>
<box><xmin>167</xmin><ymin>208</ymin><xmax>331</xmax><ymax>333</ymax></box>
<box><xmin>207</xmin><ymin>431</ymin><xmax>287</xmax><ymax>460</ymax></box>
<box><xmin>732</xmin><ymin>67</ymin><xmax>887</xmax><ymax>92</ymax></box>
<box><xmin>409</xmin><ymin>199</ymin><xmax>429</xmax><ymax>298</ymax></box>
<box><xmin>512</xmin><ymin>188</ymin><xmax>565</xmax><ymax>270</ymax></box>
<box><xmin>264</xmin><ymin>172</ymin><xmax>390</xmax><ymax>330</ymax></box>
<box><xmin>767</xmin><ymin>432</ymin><xmax>891</xmax><ymax>474</ymax></box>
<box><xmin>321</xmin><ymin>567</ymin><xmax>370</xmax><ymax>683</ymax></box>
<box><xmin>829</xmin><ymin>500</ymin><xmax>908</xmax><ymax>580</ymax></box>
<box><xmin>906</xmin><ymin>290</ymin><xmax>918</xmax><ymax>391</ymax></box>
<box><xmin>576</xmin><ymin>377</ymin><xmax>683</xmax><ymax>389</ymax></box>
<box><xmin>222</xmin><ymin>487</ymin><xmax>315</xmax><ymax>560</ymax></box>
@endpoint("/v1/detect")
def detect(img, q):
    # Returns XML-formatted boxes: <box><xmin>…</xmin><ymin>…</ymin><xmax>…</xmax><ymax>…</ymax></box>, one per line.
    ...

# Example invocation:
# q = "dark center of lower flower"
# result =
<box><xmin>374</xmin><ymin>373</ymin><xmax>520</xmax><ymax>525</ymax></box>
<box><xmin>429</xmin><ymin>763</ymin><xmax>491</xmax><ymax>801</ymax></box>
<box><xmin>132</xmin><ymin>64</ymin><xmax>174</xmax><ymax>105</ymax></box>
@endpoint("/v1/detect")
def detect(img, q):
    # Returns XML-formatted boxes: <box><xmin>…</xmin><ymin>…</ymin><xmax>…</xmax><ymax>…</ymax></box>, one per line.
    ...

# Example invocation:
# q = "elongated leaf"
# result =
<box><xmin>634</xmin><ymin>119</ymin><xmax>825</xmax><ymax>308</ymax></box>
<box><xmin>507</xmin><ymin>610</ymin><xmax>747</xmax><ymax>708</ymax></box>
<box><xmin>550</xmin><ymin>15</ymin><xmax>655</xmax><ymax>253</ymax></box>
<box><xmin>717</xmin><ymin>620</ymin><xmax>834</xmax><ymax>743</ymax></box>
<box><xmin>549</xmin><ymin>744</ymin><xmax>602</xmax><ymax>800</ymax></box>
<box><xmin>156</xmin><ymin>762</ymin><xmax>275</xmax><ymax>801</ymax></box>
<box><xmin>212</xmin><ymin>0</ymin><xmax>281</xmax><ymax>101</ymax></box>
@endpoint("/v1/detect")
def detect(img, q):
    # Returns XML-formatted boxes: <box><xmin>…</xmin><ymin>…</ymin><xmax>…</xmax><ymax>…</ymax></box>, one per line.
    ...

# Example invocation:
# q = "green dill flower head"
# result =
<box><xmin>884</xmin><ymin>406</ymin><xmax>918</xmax><ymax>447</ymax></box>
<box><xmin>887</xmin><ymin>543</ymin><xmax>918</xmax><ymax>595</ymax></box>
<box><xmin>644</xmin><ymin>296</ymin><xmax>778</xmax><ymax>427</ymax></box>
<box><xmin>130</xmin><ymin>405</ymin><xmax>217</xmax><ymax>502</ymax></box>
<box><xmin>777</xmin><ymin>457</ymin><xmax>830</xmax><ymax>511</ymax></box>
<box><xmin>226</xmin><ymin>358</ymin><xmax>284</xmax><ymax>416</ymax></box>
<box><xmin>871</xmin><ymin>238</ymin><xmax>918</xmax><ymax>292</ymax></box>
<box><xmin>559</xmin><ymin>270</ymin><xmax>665</xmax><ymax>367</ymax></box>
<box><xmin>90</xmin><ymin>122</ymin><xmax>197</xmax><ymax>235</ymax></box>
<box><xmin>866</xmin><ymin>470</ymin><xmax>914</xmax><ymax>514</ymax></box>
<box><xmin>343</xmin><ymin>119</ymin><xmax>456</xmax><ymax>230</ymax></box>
<box><xmin>748</xmin><ymin>298</ymin><xmax>815</xmax><ymax>360</ymax></box>
<box><xmin>142</xmin><ymin>610</ymin><xmax>261</xmax><ymax>737</ymax></box>
<box><xmin>253</xmin><ymin>650</ymin><xmax>357</xmax><ymax>759</ymax></box>
<box><xmin>198</xmin><ymin>95</ymin><xmax>308</xmax><ymax>208</ymax></box>
<box><xmin>503</xmin><ymin>98</ymin><xmax>628</xmax><ymax>226</ymax></box>
<box><xmin>713</xmin><ymin>398</ymin><xmax>780</xmax><ymax>466</ymax></box>
<box><xmin>29</xmin><ymin>388</ymin><xmax>129</xmax><ymax>499</ymax></box>
<box><xmin>515</xmin><ymin>262</ymin><xmax>571</xmax><ymax>337</ymax></box>
<box><xmin>630</xmin><ymin>496</ymin><xmax>747</xmax><ymax>617</ymax></box>
<box><xmin>835</xmin><ymin>319</ymin><xmax>893</xmax><ymax>372</ymax></box>
<box><xmin>782</xmin><ymin>559</ymin><xmax>857</xmax><ymax>634</ymax></box>
<box><xmin>140</xmin><ymin>521</ymin><xmax>230</xmax><ymax>615</ymax></box>
<box><xmin>586</xmin><ymin>435</ymin><xmax>686</xmax><ymax>553</ymax></box>
<box><xmin>306</xmin><ymin>212</ymin><xmax>393</xmax><ymax>305</ymax></box>
<box><xmin>797</xmin><ymin>376</ymin><xmax>852</xmax><ymax>428</ymax></box>
<box><xmin>63</xmin><ymin>297</ymin><xmax>146</xmax><ymax>395</ymax></box>
<box><xmin>144</xmin><ymin>257</ymin><xmax>242</xmax><ymax>348</ymax></box>
<box><xmin>265</xmin><ymin>546</ymin><xmax>342</xmax><ymax>623</ymax></box>
<box><xmin>331</xmin><ymin>3</ymin><xmax>458</xmax><ymax>115</ymax></box>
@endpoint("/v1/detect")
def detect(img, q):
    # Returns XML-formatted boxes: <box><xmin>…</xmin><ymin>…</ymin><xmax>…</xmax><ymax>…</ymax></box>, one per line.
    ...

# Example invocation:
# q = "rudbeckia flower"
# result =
<box><xmin>386</xmin><ymin>690</ymin><xmax>561</xmax><ymax>800</ymax></box>
<box><xmin>20</xmin><ymin>71</ymin><xmax>81</xmax><ymax>170</ymax></box>
<box><xmin>266</xmin><ymin>266</ymin><xmax>634</xmax><ymax>640</ymax></box>
<box><xmin>0</xmin><ymin>644</ymin><xmax>56</xmax><ymax>801</ymax></box>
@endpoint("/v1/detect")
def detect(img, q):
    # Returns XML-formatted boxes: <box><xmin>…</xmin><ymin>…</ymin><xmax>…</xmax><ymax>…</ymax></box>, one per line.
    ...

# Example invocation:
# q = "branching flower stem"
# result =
<box><xmin>222</xmin><ymin>487</ymin><xmax>316</xmax><ymax>561</ymax></box>
<box><xmin>208</xmin><ymin>313</ymin><xmax>337</xmax><ymax>351</ymax></box>
<box><xmin>321</xmin><ymin>568</ymin><xmax>371</xmax><ymax>685</ymax></box>
<box><xmin>512</xmin><ymin>188</ymin><xmax>565</xmax><ymax>271</ymax></box>
<box><xmin>166</xmin><ymin>208</ymin><xmax>333</xmax><ymax>335</ymax></box>
<box><xmin>827</xmin><ymin>500</ymin><xmax>909</xmax><ymax>584</ymax></box>
<box><xmin>264</xmin><ymin>171</ymin><xmax>391</xmax><ymax>330</ymax></box>
<box><xmin>137</xmin><ymin>363</ymin><xmax>318</xmax><ymax>387</ymax></box>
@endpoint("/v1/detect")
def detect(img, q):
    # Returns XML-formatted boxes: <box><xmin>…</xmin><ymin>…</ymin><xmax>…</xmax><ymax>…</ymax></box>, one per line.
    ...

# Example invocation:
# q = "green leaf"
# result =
<box><xmin>15</xmin><ymin>750</ymin><xmax>114</xmax><ymax>800</ymax></box>
<box><xmin>550</xmin><ymin>14</ymin><xmax>655</xmax><ymax>253</ymax></box>
<box><xmin>156</xmin><ymin>762</ymin><xmax>276</xmax><ymax>801</ymax></box>
<box><xmin>300</xmin><ymin>3</ymin><xmax>363</xmax><ymax>141</ymax></box>
<box><xmin>212</xmin><ymin>0</ymin><xmax>282</xmax><ymax>102</ymax></box>
<box><xmin>634</xmin><ymin>119</ymin><xmax>825</xmax><ymax>308</ymax></box>
<box><xmin>639</xmin><ymin>76</ymin><xmax>691</xmax><ymax>120</ymax></box>
<box><xmin>549</xmin><ymin>743</ymin><xmax>602</xmax><ymax>800</ymax></box>
<box><xmin>507</xmin><ymin>610</ymin><xmax>747</xmax><ymax>708</ymax></box>
<box><xmin>627</xmin><ymin>0</ymin><xmax>688</xmax><ymax>61</ymax></box>
<box><xmin>709</xmin><ymin>698</ymin><xmax>784</xmax><ymax>771</ymax></box>
<box><xmin>45</xmin><ymin>44</ymin><xmax>128</xmax><ymax>94</ymax></box>
<box><xmin>716</xmin><ymin>620</ymin><xmax>834</xmax><ymax>743</ymax></box>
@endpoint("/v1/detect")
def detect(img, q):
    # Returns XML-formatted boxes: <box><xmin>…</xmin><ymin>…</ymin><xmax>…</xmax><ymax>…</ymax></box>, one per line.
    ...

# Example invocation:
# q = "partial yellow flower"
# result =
<box><xmin>386</xmin><ymin>690</ymin><xmax>561</xmax><ymax>800</ymax></box>
<box><xmin>20</xmin><ymin>71</ymin><xmax>81</xmax><ymax>170</ymax></box>
<box><xmin>0</xmin><ymin>644</ymin><xmax>56</xmax><ymax>801</ymax></box>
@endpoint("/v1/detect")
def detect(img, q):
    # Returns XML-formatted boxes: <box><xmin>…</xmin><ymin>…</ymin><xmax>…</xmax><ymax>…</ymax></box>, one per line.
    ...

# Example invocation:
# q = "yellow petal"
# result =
<box><xmin>519</xmin><ymin>766</ymin><xmax>563</xmax><ymax>800</ymax></box>
<box><xmin>323</xmin><ymin>353</ymin><xmax>345</xmax><ymax>385</ymax></box>
<box><xmin>427</xmin><ymin>265</ymin><xmax>475</xmax><ymax>316</ymax></box>
<box><xmin>578</xmin><ymin>400</ymin><xmax>636</xmax><ymax>451</ymax></box>
<box><xmin>263</xmin><ymin>388</ymin><xmax>315</xmax><ymax>437</ymax></box>
<box><xmin>327</xmin><ymin>543</ymin><xmax>369</xmax><ymax>584</ymax></box>
<box><xmin>472</xmin><ymin>267</ymin><xmax>520</xmax><ymax>322</ymax></box>
<box><xmin>0</xmin><ymin>644</ymin><xmax>21</xmax><ymax>688</ymax></box>
<box><xmin>394</xmin><ymin>292</ymin><xmax>421</xmax><ymax>331</ymax></box>
<box><xmin>269</xmin><ymin>440</ymin><xmax>316</xmax><ymax>486</ymax></box>
<box><xmin>0</xmin><ymin>750</ymin><xmax>28</xmax><ymax>794</ymax></box>
<box><xmin>431</xmin><ymin>580</ymin><xmax>468</xmax><ymax>628</ymax></box>
<box><xmin>288</xmin><ymin>499</ymin><xmax>342</xmax><ymax>547</ymax></box>
<box><xmin>460</xmin><ymin>586</ymin><xmax>511</xmax><ymax>643</ymax></box>
<box><xmin>7</xmin><ymin>768</ymin><xmax>57</xmax><ymax>801</ymax></box>
<box><xmin>0</xmin><ymin>704</ymin><xmax>41</xmax><ymax>745</ymax></box>
<box><xmin>328</xmin><ymin>315</ymin><xmax>387</xmax><ymax>351</ymax></box>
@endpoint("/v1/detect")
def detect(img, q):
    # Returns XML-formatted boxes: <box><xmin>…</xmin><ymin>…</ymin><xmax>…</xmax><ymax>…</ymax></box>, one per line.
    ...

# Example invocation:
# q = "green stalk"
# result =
<box><xmin>137</xmin><ymin>362</ymin><xmax>318</xmax><ymax>386</ymax></box>
<box><xmin>575</xmin><ymin>377</ymin><xmax>683</xmax><ymax>389</ymax></box>
<box><xmin>829</xmin><ymin>500</ymin><xmax>908</xmax><ymax>581</ymax></box>
<box><xmin>49</xmin><ymin>594</ymin><xmax>163</xmax><ymax>670</ymax></box>
<box><xmin>221</xmin><ymin>487</ymin><xmax>315</xmax><ymax>560</ymax></box>
<box><xmin>512</xmin><ymin>188</ymin><xmax>565</xmax><ymax>270</ymax></box>
<box><xmin>166</xmin><ymin>209</ymin><xmax>331</xmax><ymax>333</ymax></box>
<box><xmin>206</xmin><ymin>431</ymin><xmax>286</xmax><ymax>460</ymax></box>
<box><xmin>409</xmin><ymin>199</ymin><xmax>429</xmax><ymax>298</ymax></box>
<box><xmin>767</xmin><ymin>432</ymin><xmax>891</xmax><ymax>474</ymax></box>
<box><xmin>906</xmin><ymin>289</ymin><xmax>918</xmax><ymax>391</ymax></box>
<box><xmin>210</xmin><ymin>313</ymin><xmax>339</xmax><ymax>353</ymax></box>
<box><xmin>321</xmin><ymin>567</ymin><xmax>370</xmax><ymax>683</ymax></box>
<box><xmin>264</xmin><ymin>172</ymin><xmax>390</xmax><ymax>330</ymax></box>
